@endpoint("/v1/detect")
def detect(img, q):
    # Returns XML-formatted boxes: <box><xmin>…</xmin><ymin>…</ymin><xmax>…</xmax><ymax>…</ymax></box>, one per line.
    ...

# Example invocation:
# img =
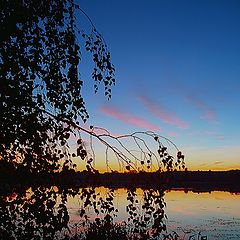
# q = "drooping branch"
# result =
<box><xmin>42</xmin><ymin>109</ymin><xmax>185</xmax><ymax>173</ymax></box>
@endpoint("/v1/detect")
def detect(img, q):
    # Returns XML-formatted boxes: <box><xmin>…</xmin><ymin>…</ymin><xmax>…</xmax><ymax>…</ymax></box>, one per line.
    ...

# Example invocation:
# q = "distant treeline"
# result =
<box><xmin>0</xmin><ymin>160</ymin><xmax>240</xmax><ymax>193</ymax></box>
<box><xmin>75</xmin><ymin>170</ymin><xmax>240</xmax><ymax>192</ymax></box>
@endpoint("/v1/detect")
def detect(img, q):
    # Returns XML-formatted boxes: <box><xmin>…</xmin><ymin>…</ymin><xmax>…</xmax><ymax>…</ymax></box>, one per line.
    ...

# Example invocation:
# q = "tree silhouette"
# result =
<box><xmin>0</xmin><ymin>2</ymin><xmax>188</xmax><ymax>239</ymax></box>
<box><xmin>0</xmin><ymin>0</ymin><xmax>184</xmax><ymax>174</ymax></box>
<box><xmin>1</xmin><ymin>0</ymin><xmax>116</xmax><ymax>173</ymax></box>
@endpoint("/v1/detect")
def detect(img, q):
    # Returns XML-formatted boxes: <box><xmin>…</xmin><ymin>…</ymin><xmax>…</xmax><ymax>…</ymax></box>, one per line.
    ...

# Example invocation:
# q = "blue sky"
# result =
<box><xmin>77</xmin><ymin>0</ymin><xmax>240</xmax><ymax>171</ymax></box>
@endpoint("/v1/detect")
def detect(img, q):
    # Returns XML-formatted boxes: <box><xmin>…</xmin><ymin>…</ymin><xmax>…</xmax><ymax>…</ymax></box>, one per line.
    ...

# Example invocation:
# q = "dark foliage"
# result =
<box><xmin>0</xmin><ymin>0</ymin><xmax>115</xmax><ymax>173</ymax></box>
<box><xmin>0</xmin><ymin>185</ymin><xmax>76</xmax><ymax>239</ymax></box>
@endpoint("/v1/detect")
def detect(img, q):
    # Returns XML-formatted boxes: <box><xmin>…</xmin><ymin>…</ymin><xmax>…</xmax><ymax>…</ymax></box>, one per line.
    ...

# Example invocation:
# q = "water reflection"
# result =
<box><xmin>0</xmin><ymin>185</ymin><xmax>169</xmax><ymax>240</ymax></box>
<box><xmin>72</xmin><ymin>187</ymin><xmax>168</xmax><ymax>239</ymax></box>
<box><xmin>69</xmin><ymin>188</ymin><xmax>240</xmax><ymax>239</ymax></box>
<box><xmin>164</xmin><ymin>190</ymin><xmax>240</xmax><ymax>239</ymax></box>
<box><xmin>1</xmin><ymin>185</ymin><xmax>240</xmax><ymax>239</ymax></box>
<box><xmin>0</xmin><ymin>185</ymin><xmax>77</xmax><ymax>239</ymax></box>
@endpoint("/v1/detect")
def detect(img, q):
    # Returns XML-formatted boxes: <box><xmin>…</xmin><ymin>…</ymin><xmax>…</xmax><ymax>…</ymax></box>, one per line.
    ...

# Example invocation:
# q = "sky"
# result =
<box><xmin>76</xmin><ymin>0</ymin><xmax>240</xmax><ymax>172</ymax></box>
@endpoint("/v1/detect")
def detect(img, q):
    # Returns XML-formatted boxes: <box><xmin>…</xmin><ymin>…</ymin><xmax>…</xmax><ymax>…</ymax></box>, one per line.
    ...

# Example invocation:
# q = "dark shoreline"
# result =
<box><xmin>74</xmin><ymin>170</ymin><xmax>240</xmax><ymax>193</ymax></box>
<box><xmin>1</xmin><ymin>168</ymin><xmax>240</xmax><ymax>194</ymax></box>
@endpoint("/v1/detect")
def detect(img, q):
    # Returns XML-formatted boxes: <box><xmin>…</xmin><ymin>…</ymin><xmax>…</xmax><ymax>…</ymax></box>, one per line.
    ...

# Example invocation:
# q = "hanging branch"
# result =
<box><xmin>42</xmin><ymin>109</ymin><xmax>185</xmax><ymax>173</ymax></box>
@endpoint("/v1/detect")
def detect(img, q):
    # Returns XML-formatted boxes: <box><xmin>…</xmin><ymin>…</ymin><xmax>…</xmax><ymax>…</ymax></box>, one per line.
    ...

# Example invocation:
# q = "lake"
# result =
<box><xmin>1</xmin><ymin>185</ymin><xmax>240</xmax><ymax>239</ymax></box>
<box><xmin>67</xmin><ymin>188</ymin><xmax>240</xmax><ymax>240</ymax></box>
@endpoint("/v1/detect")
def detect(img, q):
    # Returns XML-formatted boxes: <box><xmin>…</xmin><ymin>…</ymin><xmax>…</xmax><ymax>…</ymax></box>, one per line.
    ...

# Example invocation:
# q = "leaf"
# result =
<box><xmin>126</xmin><ymin>165</ymin><xmax>131</xmax><ymax>171</ymax></box>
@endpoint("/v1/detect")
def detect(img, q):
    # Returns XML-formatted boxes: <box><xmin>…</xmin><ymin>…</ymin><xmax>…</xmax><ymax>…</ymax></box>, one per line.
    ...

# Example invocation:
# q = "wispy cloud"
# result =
<box><xmin>204</xmin><ymin>131</ymin><xmax>225</xmax><ymax>140</ymax></box>
<box><xmin>188</xmin><ymin>130</ymin><xmax>225</xmax><ymax>141</ymax></box>
<box><xmin>167</xmin><ymin>132</ymin><xmax>178</xmax><ymax>137</ymax></box>
<box><xmin>214</xmin><ymin>161</ymin><xmax>223</xmax><ymax>165</ymax></box>
<box><xmin>138</xmin><ymin>95</ymin><xmax>189</xmax><ymax>129</ymax></box>
<box><xmin>100</xmin><ymin>106</ymin><xmax>160</xmax><ymax>131</ymax></box>
<box><xmin>187</xmin><ymin>95</ymin><xmax>215</xmax><ymax>122</ymax></box>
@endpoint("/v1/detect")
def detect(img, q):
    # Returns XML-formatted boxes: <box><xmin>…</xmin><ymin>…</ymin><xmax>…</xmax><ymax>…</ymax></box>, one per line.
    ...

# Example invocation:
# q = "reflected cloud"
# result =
<box><xmin>100</xmin><ymin>105</ymin><xmax>160</xmax><ymax>131</ymax></box>
<box><xmin>138</xmin><ymin>95</ymin><xmax>189</xmax><ymax>129</ymax></box>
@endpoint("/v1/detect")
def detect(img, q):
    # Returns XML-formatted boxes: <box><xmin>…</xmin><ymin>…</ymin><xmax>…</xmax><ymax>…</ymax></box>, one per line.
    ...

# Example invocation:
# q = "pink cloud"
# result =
<box><xmin>100</xmin><ymin>106</ymin><xmax>160</xmax><ymax>131</ymax></box>
<box><xmin>217</xmin><ymin>135</ymin><xmax>225</xmax><ymax>140</ymax></box>
<box><xmin>138</xmin><ymin>95</ymin><xmax>189</xmax><ymax>129</ymax></box>
<box><xmin>189</xmin><ymin>130</ymin><xmax>225</xmax><ymax>141</ymax></box>
<box><xmin>204</xmin><ymin>131</ymin><xmax>225</xmax><ymax>141</ymax></box>
<box><xmin>167</xmin><ymin>132</ymin><xmax>178</xmax><ymax>137</ymax></box>
<box><xmin>187</xmin><ymin>95</ymin><xmax>215</xmax><ymax>122</ymax></box>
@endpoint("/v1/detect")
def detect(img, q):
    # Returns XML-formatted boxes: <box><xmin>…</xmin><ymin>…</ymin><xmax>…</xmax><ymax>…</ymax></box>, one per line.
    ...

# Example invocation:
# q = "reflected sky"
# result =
<box><xmin>165</xmin><ymin>190</ymin><xmax>240</xmax><ymax>239</ymax></box>
<box><xmin>67</xmin><ymin>188</ymin><xmax>240</xmax><ymax>239</ymax></box>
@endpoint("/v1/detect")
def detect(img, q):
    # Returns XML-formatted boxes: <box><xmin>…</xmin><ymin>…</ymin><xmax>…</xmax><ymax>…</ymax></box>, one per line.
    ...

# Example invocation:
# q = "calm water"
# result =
<box><xmin>67</xmin><ymin>188</ymin><xmax>240</xmax><ymax>240</ymax></box>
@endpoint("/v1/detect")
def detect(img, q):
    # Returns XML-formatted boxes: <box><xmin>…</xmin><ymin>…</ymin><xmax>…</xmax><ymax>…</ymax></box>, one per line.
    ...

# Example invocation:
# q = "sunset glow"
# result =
<box><xmin>79</xmin><ymin>0</ymin><xmax>240</xmax><ymax>172</ymax></box>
